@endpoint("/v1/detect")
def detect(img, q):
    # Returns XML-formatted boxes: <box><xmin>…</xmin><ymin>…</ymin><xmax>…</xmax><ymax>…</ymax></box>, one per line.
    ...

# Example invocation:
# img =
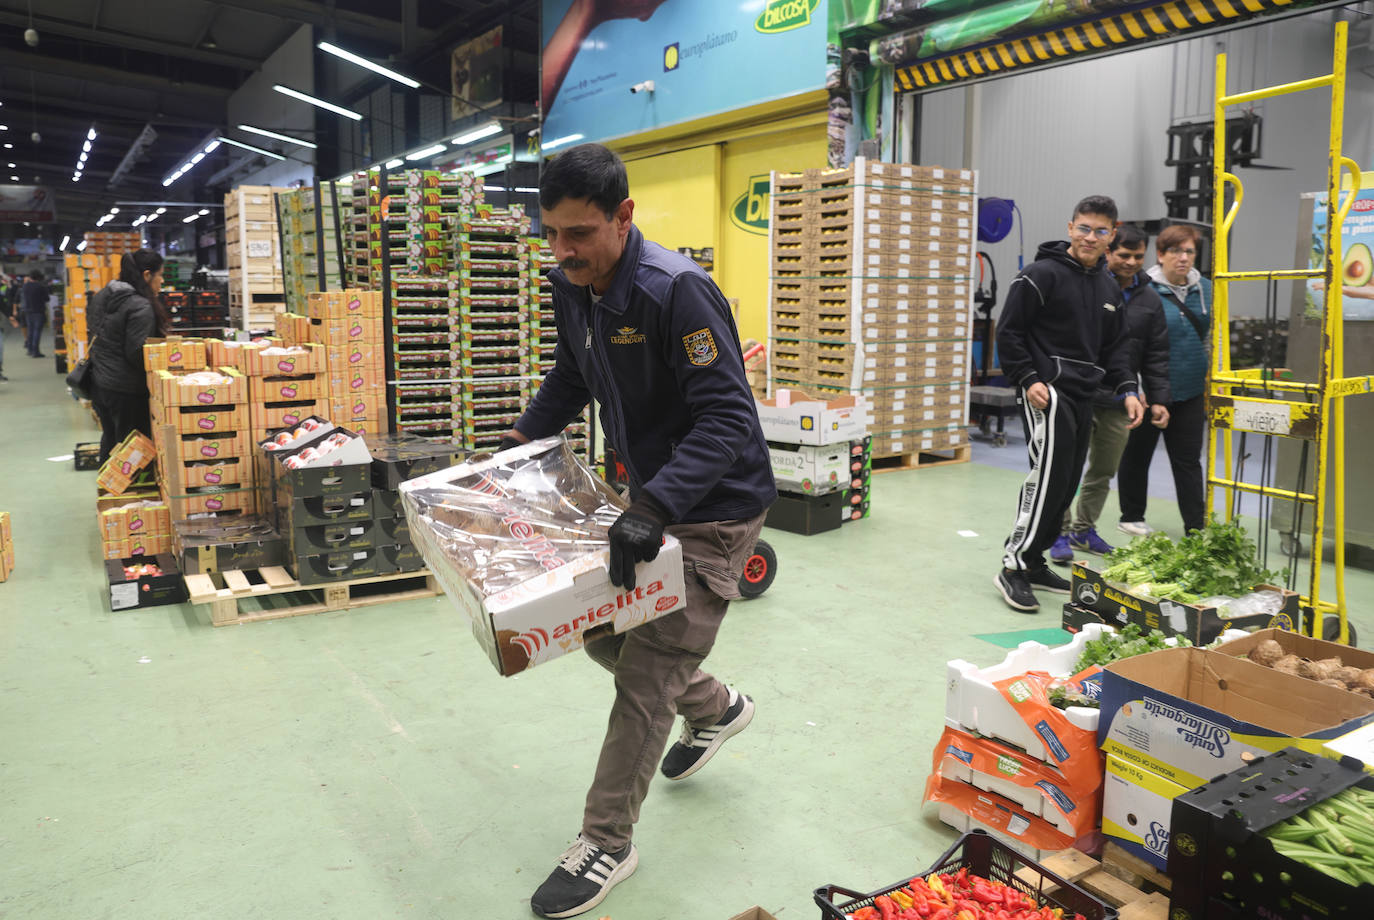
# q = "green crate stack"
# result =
<box><xmin>278</xmin><ymin>184</ymin><xmax>347</xmax><ymax>314</ymax></box>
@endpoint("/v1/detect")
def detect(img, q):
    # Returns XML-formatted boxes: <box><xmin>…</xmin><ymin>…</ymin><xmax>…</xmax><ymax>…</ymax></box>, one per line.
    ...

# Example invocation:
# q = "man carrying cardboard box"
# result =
<box><xmin>994</xmin><ymin>195</ymin><xmax>1143</xmax><ymax>612</ymax></box>
<box><xmin>502</xmin><ymin>143</ymin><xmax>776</xmax><ymax>918</ymax></box>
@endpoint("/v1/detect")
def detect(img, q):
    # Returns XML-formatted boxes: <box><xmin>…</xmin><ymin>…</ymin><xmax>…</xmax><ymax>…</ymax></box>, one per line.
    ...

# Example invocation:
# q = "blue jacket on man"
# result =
<box><xmin>516</xmin><ymin>224</ymin><xmax>776</xmax><ymax>525</ymax></box>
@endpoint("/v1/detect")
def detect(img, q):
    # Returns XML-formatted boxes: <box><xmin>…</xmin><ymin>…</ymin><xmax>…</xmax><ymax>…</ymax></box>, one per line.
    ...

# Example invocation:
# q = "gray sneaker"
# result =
<box><xmin>1118</xmin><ymin>520</ymin><xmax>1153</xmax><ymax>537</ymax></box>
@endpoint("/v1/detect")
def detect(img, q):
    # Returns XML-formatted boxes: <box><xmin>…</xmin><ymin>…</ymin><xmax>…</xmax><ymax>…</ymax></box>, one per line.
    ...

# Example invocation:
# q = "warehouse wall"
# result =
<box><xmin>227</xmin><ymin>25</ymin><xmax>317</xmax><ymax>189</ymax></box>
<box><xmin>916</xmin><ymin>11</ymin><xmax>1374</xmax><ymax>318</ymax></box>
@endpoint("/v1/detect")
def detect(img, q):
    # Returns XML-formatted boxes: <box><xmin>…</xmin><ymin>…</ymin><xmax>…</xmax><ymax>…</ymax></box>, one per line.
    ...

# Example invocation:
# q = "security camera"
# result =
<box><xmin>24</xmin><ymin>28</ymin><xmax>38</xmax><ymax>47</ymax></box>
<box><xmin>630</xmin><ymin>80</ymin><xmax>655</xmax><ymax>95</ymax></box>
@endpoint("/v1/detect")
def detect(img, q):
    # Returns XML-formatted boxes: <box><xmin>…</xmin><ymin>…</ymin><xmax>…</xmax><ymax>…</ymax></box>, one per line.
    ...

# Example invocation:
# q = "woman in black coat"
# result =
<box><xmin>88</xmin><ymin>249</ymin><xmax>168</xmax><ymax>462</ymax></box>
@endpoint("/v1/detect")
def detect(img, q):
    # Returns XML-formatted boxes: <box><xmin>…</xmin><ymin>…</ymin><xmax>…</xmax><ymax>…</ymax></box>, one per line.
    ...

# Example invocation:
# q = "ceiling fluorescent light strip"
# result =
<box><xmin>541</xmin><ymin>133</ymin><xmax>584</xmax><ymax>152</ymax></box>
<box><xmin>217</xmin><ymin>136</ymin><xmax>287</xmax><ymax>161</ymax></box>
<box><xmin>273</xmin><ymin>84</ymin><xmax>363</xmax><ymax>120</ymax></box>
<box><xmin>406</xmin><ymin>144</ymin><xmax>446</xmax><ymax>161</ymax></box>
<box><xmin>452</xmin><ymin>122</ymin><xmax>501</xmax><ymax>146</ymax></box>
<box><xmin>238</xmin><ymin>124</ymin><xmax>317</xmax><ymax>149</ymax></box>
<box><xmin>317</xmin><ymin>41</ymin><xmax>421</xmax><ymax>88</ymax></box>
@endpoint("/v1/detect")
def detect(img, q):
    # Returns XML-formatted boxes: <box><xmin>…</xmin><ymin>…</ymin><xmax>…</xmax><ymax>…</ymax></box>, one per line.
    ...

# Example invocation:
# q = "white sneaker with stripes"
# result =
<box><xmin>530</xmin><ymin>834</ymin><xmax>638</xmax><ymax>918</ymax></box>
<box><xmin>660</xmin><ymin>687</ymin><xmax>755</xmax><ymax>781</ymax></box>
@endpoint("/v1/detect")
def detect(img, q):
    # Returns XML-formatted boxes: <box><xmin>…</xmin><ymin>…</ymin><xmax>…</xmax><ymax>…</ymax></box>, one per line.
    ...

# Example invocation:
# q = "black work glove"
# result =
<box><xmin>607</xmin><ymin>493</ymin><xmax>670</xmax><ymax>590</ymax></box>
<box><xmin>497</xmin><ymin>435</ymin><xmax>523</xmax><ymax>453</ymax></box>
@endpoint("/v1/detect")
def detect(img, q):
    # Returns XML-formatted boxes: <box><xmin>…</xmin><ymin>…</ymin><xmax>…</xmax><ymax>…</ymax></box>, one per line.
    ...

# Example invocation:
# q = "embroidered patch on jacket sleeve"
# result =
<box><xmin>682</xmin><ymin>327</ymin><xmax>718</xmax><ymax>367</ymax></box>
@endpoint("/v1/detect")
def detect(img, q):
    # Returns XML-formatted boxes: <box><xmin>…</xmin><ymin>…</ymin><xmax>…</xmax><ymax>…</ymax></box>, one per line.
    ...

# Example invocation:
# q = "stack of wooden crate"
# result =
<box><xmin>225</xmin><ymin>185</ymin><xmax>285</xmax><ymax>332</ymax></box>
<box><xmin>767</xmin><ymin>158</ymin><xmax>977</xmax><ymax>465</ymax></box>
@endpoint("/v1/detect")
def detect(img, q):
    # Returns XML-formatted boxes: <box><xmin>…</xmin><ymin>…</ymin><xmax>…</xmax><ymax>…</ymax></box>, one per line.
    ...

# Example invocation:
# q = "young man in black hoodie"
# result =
<box><xmin>994</xmin><ymin>196</ymin><xmax>1144</xmax><ymax>612</ymax></box>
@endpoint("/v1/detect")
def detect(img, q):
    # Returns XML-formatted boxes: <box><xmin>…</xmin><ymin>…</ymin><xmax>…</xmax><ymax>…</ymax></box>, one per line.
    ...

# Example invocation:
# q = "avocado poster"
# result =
<box><xmin>540</xmin><ymin>0</ymin><xmax>826</xmax><ymax>147</ymax></box>
<box><xmin>1307</xmin><ymin>186</ymin><xmax>1374</xmax><ymax>321</ymax></box>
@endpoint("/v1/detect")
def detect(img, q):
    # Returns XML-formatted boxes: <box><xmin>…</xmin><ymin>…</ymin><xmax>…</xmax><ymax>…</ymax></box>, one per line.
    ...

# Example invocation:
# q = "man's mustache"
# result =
<box><xmin>561</xmin><ymin>258</ymin><xmax>589</xmax><ymax>271</ymax></box>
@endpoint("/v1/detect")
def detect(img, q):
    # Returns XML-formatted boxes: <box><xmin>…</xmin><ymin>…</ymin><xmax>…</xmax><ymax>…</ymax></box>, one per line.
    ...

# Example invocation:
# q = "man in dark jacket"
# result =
<box><xmin>994</xmin><ymin>195</ymin><xmax>1144</xmax><ymax>612</ymax></box>
<box><xmin>21</xmin><ymin>269</ymin><xmax>49</xmax><ymax>358</ymax></box>
<box><xmin>503</xmin><ymin>144</ymin><xmax>775</xmax><ymax>919</ymax></box>
<box><xmin>1050</xmin><ymin>224</ymin><xmax>1171</xmax><ymax>564</ymax></box>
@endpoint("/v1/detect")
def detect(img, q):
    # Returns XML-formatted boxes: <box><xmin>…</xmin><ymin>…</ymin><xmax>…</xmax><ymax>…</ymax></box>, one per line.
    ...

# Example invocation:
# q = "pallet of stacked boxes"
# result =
<box><xmin>64</xmin><ymin>253</ymin><xmax>121</xmax><ymax>371</ymax></box>
<box><xmin>452</xmin><ymin>204</ymin><xmax>533</xmax><ymax>453</ymax></box>
<box><xmin>278</xmin><ymin>184</ymin><xmax>346</xmax><ymax>314</ymax></box>
<box><xmin>405</xmin><ymin>169</ymin><xmax>482</xmax><ymax>275</ymax></box>
<box><xmin>308</xmin><ymin>291</ymin><xmax>387</xmax><ymax>437</ymax></box>
<box><xmin>768</xmin><ymin>159</ymin><xmax>976</xmax><ymax>467</ymax></box>
<box><xmin>366</xmin><ymin>433</ymin><xmax>462</xmax><ymax>574</ymax></box>
<box><xmin>225</xmin><ymin>185</ymin><xmax>285</xmax><ymax>331</ymax></box>
<box><xmin>150</xmin><ymin>363</ymin><xmax>256</xmax><ymax>519</ymax></box>
<box><xmin>392</xmin><ymin>274</ymin><xmax>460</xmax><ymax>441</ymax></box>
<box><xmin>526</xmin><ymin>236</ymin><xmax>590</xmax><ymax>454</ymax></box>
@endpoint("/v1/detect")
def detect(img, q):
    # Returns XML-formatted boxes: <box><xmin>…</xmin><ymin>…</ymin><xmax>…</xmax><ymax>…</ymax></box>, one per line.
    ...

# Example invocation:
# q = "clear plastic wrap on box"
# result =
<box><xmin>401</xmin><ymin>437</ymin><xmax>627</xmax><ymax>600</ymax></box>
<box><xmin>400</xmin><ymin>437</ymin><xmax>689</xmax><ymax>676</ymax></box>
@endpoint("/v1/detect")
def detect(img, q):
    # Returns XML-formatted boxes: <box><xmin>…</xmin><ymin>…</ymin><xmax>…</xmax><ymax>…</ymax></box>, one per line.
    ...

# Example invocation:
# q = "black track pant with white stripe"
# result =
<box><xmin>1002</xmin><ymin>386</ymin><xmax>1095</xmax><ymax>571</ymax></box>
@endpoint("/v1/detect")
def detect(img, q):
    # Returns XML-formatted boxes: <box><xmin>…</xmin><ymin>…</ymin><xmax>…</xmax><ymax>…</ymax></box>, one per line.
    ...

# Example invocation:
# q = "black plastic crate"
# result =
<box><xmin>1168</xmin><ymin>747</ymin><xmax>1374</xmax><ymax>920</ymax></box>
<box><xmin>814</xmin><ymin>831</ymin><xmax>1115</xmax><ymax>920</ymax></box>
<box><xmin>74</xmin><ymin>443</ymin><xmax>101</xmax><ymax>470</ymax></box>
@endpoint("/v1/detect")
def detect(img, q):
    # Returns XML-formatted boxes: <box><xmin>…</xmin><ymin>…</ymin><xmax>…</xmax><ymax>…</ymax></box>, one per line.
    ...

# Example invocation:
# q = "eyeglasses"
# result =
<box><xmin>1073</xmin><ymin>224</ymin><xmax>1113</xmax><ymax>239</ymax></box>
<box><xmin>1165</xmin><ymin>247</ymin><xmax>1197</xmax><ymax>256</ymax></box>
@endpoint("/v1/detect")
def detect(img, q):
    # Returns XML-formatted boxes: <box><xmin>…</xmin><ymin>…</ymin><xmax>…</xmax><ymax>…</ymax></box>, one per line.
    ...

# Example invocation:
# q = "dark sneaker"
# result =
<box><xmin>1049</xmin><ymin>534</ymin><xmax>1074</xmax><ymax>565</ymax></box>
<box><xmin>31</xmin><ymin>351</ymin><xmax>45</xmax><ymax>358</ymax></box>
<box><xmin>530</xmin><ymin>834</ymin><xmax>638</xmax><ymax>919</ymax></box>
<box><xmin>1026</xmin><ymin>565</ymin><xmax>1071</xmax><ymax>594</ymax></box>
<box><xmin>1069</xmin><ymin>527</ymin><xmax>1114</xmax><ymax>556</ymax></box>
<box><xmin>994</xmin><ymin>568</ymin><xmax>1038</xmax><ymax>612</ymax></box>
<box><xmin>660</xmin><ymin>687</ymin><xmax>754</xmax><ymax>781</ymax></box>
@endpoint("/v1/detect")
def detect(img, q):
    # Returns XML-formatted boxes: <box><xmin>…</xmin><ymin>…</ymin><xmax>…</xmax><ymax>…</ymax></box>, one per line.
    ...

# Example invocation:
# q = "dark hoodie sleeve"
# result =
<box><xmin>1099</xmin><ymin>285</ymin><xmax>1136</xmax><ymax>395</ymax></box>
<box><xmin>995</xmin><ymin>269</ymin><xmax>1046</xmax><ymax>390</ymax></box>
<box><xmin>1138</xmin><ymin>287</ymin><xmax>1172</xmax><ymax>405</ymax></box>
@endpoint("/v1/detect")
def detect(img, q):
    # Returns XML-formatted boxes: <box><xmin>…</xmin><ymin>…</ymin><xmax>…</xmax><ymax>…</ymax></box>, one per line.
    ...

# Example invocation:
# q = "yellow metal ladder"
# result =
<box><xmin>1207</xmin><ymin>20</ymin><xmax>1365</xmax><ymax>643</ymax></box>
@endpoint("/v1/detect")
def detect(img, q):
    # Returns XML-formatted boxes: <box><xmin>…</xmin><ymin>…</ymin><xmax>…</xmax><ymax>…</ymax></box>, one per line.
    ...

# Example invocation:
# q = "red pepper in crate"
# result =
<box><xmin>876</xmin><ymin>895</ymin><xmax>899</xmax><ymax>920</ymax></box>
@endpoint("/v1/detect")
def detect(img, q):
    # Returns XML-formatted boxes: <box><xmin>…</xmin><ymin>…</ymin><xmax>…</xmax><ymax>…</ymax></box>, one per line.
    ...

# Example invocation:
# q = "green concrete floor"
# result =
<box><xmin>3</xmin><ymin>324</ymin><xmax>1373</xmax><ymax>920</ymax></box>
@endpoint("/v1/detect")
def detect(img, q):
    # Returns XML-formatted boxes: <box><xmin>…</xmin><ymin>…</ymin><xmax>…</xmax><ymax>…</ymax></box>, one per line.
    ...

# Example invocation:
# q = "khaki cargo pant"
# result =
<box><xmin>580</xmin><ymin>512</ymin><xmax>766</xmax><ymax>851</ymax></box>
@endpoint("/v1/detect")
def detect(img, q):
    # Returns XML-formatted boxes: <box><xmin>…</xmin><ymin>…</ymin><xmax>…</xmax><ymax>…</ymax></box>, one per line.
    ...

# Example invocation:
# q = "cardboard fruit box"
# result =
<box><xmin>1068</xmin><ymin>561</ymin><xmax>1301</xmax><ymax>645</ymax></box>
<box><xmin>143</xmin><ymin>338</ymin><xmax>207</xmax><ymax>372</ymax></box>
<box><xmin>755</xmin><ymin>388</ymin><xmax>871</xmax><ymax>445</ymax></box>
<box><xmin>104</xmin><ymin>553</ymin><xmax>188</xmax><ymax>610</ymax></box>
<box><xmin>152</xmin><ymin>368</ymin><xmax>246</xmax><ymax>407</ymax></box>
<box><xmin>173</xmin><ymin>516</ymin><xmax>287</xmax><ymax>575</ymax></box>
<box><xmin>400</xmin><ymin>442</ymin><xmax>688</xmax><ymax>677</ymax></box>
<box><xmin>1098</xmin><ymin>646</ymin><xmax>1374</xmax><ymax>789</ymax></box>
<box><xmin>245</xmin><ymin>343</ymin><xmax>325</xmax><ymax>377</ymax></box>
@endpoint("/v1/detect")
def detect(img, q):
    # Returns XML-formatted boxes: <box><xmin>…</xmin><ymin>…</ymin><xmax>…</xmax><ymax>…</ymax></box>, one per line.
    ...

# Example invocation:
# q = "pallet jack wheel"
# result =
<box><xmin>738</xmin><ymin>539</ymin><xmax>777</xmax><ymax>599</ymax></box>
<box><xmin>1322</xmin><ymin>616</ymin><xmax>1358</xmax><ymax>646</ymax></box>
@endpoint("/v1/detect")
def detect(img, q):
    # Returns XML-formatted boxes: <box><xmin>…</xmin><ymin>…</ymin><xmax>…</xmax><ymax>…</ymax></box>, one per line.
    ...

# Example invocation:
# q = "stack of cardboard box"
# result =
<box><xmin>768</xmin><ymin>158</ymin><xmax>976</xmax><ymax>461</ymax></box>
<box><xmin>63</xmin><ymin>253</ymin><xmax>121</xmax><ymax>368</ymax></box>
<box><xmin>755</xmin><ymin>388</ymin><xmax>872</xmax><ymax>535</ymax></box>
<box><xmin>525</xmin><ymin>236</ymin><xmax>589</xmax><ymax>454</ymax></box>
<box><xmin>81</xmin><ymin>230</ymin><xmax>142</xmax><ymax>256</ymax></box>
<box><xmin>151</xmin><ymin>366</ymin><xmax>254</xmax><ymax>519</ymax></box>
<box><xmin>225</xmin><ymin>185</ymin><xmax>285</xmax><ymax>331</ymax></box>
<box><xmin>0</xmin><ymin>512</ymin><xmax>13</xmax><ymax>582</ymax></box>
<box><xmin>95</xmin><ymin>430</ymin><xmax>168</xmax><ymax>558</ymax></box>
<box><xmin>245</xmin><ymin>343</ymin><xmax>328</xmax><ymax>444</ymax></box>
<box><xmin>309</xmin><ymin>291</ymin><xmax>386</xmax><ymax>436</ymax></box>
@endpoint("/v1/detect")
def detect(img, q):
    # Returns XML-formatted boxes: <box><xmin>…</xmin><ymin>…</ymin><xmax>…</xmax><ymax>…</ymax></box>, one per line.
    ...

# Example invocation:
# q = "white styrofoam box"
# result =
<box><xmin>937</xmin><ymin>755</ymin><xmax>1078</xmax><ymax>839</ymax></box>
<box><xmin>936</xmin><ymin>804</ymin><xmax>1058</xmax><ymax>864</ymax></box>
<box><xmin>943</xmin><ymin>624</ymin><xmax>1239</xmax><ymax>762</ymax></box>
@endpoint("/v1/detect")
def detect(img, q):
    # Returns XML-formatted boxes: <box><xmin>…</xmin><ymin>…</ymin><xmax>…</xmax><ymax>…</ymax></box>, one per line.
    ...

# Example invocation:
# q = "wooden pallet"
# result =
<box><xmin>185</xmin><ymin>566</ymin><xmax>440</xmax><ymax>626</ymax></box>
<box><xmin>872</xmin><ymin>443</ymin><xmax>972</xmax><ymax>473</ymax></box>
<box><xmin>1018</xmin><ymin>845</ymin><xmax>1170</xmax><ymax>920</ymax></box>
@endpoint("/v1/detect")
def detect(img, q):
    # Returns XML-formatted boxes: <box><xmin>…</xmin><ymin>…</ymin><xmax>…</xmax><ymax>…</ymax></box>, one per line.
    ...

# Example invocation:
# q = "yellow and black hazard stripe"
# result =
<box><xmin>895</xmin><ymin>0</ymin><xmax>1337</xmax><ymax>93</ymax></box>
